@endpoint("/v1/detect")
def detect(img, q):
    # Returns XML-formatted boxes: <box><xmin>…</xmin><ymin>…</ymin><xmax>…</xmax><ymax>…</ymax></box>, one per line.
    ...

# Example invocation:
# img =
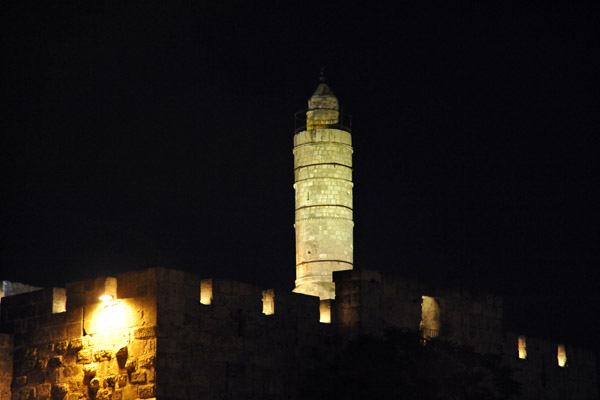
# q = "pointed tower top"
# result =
<box><xmin>306</xmin><ymin>70</ymin><xmax>339</xmax><ymax>129</ymax></box>
<box><xmin>308</xmin><ymin>69</ymin><xmax>338</xmax><ymax>112</ymax></box>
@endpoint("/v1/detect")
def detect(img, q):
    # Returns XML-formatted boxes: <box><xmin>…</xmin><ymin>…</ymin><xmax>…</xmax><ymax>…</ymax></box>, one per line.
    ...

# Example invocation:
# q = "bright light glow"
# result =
<box><xmin>518</xmin><ymin>336</ymin><xmax>527</xmax><ymax>359</ymax></box>
<box><xmin>557</xmin><ymin>344</ymin><xmax>567</xmax><ymax>367</ymax></box>
<box><xmin>99</xmin><ymin>294</ymin><xmax>114</xmax><ymax>302</ymax></box>
<box><xmin>200</xmin><ymin>279</ymin><xmax>213</xmax><ymax>305</ymax></box>
<box><xmin>319</xmin><ymin>300</ymin><xmax>331</xmax><ymax>323</ymax></box>
<box><xmin>86</xmin><ymin>299</ymin><xmax>133</xmax><ymax>349</ymax></box>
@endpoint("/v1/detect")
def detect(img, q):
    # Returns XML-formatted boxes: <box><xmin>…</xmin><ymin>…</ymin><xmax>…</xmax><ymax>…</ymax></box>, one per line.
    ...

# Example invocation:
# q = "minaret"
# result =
<box><xmin>293</xmin><ymin>74</ymin><xmax>353</xmax><ymax>300</ymax></box>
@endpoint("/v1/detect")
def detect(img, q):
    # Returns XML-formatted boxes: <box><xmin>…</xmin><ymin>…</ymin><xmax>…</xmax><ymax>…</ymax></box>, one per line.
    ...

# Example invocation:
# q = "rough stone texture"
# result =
<box><xmin>0</xmin><ymin>269</ymin><xmax>158</xmax><ymax>400</ymax></box>
<box><xmin>0</xmin><ymin>333</ymin><xmax>13</xmax><ymax>400</ymax></box>
<box><xmin>0</xmin><ymin>267</ymin><xmax>597</xmax><ymax>399</ymax></box>
<box><xmin>293</xmin><ymin>89</ymin><xmax>354</xmax><ymax>300</ymax></box>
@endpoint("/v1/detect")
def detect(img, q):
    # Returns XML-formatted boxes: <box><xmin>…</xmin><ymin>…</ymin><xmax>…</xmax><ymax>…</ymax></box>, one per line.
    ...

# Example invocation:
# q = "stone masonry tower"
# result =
<box><xmin>293</xmin><ymin>75</ymin><xmax>353</xmax><ymax>299</ymax></box>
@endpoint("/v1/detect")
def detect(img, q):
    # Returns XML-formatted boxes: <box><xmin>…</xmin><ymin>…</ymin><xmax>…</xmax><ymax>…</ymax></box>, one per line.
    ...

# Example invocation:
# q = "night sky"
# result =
<box><xmin>3</xmin><ymin>0</ymin><xmax>599</xmax><ymax>336</ymax></box>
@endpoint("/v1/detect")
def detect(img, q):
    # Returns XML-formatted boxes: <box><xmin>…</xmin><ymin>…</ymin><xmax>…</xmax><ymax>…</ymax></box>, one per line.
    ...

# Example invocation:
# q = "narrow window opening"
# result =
<box><xmin>319</xmin><ymin>300</ymin><xmax>331</xmax><ymax>323</ymax></box>
<box><xmin>52</xmin><ymin>288</ymin><xmax>66</xmax><ymax>314</ymax></box>
<box><xmin>262</xmin><ymin>289</ymin><xmax>275</xmax><ymax>315</ymax></box>
<box><xmin>518</xmin><ymin>336</ymin><xmax>527</xmax><ymax>359</ymax></box>
<box><xmin>420</xmin><ymin>296</ymin><xmax>441</xmax><ymax>339</ymax></box>
<box><xmin>557</xmin><ymin>344</ymin><xmax>567</xmax><ymax>367</ymax></box>
<box><xmin>200</xmin><ymin>279</ymin><xmax>213</xmax><ymax>305</ymax></box>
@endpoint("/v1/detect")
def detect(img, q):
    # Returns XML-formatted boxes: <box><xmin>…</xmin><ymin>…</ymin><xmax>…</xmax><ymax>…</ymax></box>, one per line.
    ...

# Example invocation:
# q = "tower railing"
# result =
<box><xmin>294</xmin><ymin>109</ymin><xmax>352</xmax><ymax>134</ymax></box>
<box><xmin>420</xmin><ymin>327</ymin><xmax>440</xmax><ymax>339</ymax></box>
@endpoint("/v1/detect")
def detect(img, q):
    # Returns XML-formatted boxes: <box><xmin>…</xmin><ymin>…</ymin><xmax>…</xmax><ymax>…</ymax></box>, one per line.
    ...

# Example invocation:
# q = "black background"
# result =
<box><xmin>3</xmin><ymin>2</ymin><xmax>599</xmax><ymax>345</ymax></box>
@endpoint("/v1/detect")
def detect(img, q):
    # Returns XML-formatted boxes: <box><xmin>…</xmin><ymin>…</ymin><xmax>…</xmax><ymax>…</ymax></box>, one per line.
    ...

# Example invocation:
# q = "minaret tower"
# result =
<box><xmin>293</xmin><ymin>73</ymin><xmax>353</xmax><ymax>300</ymax></box>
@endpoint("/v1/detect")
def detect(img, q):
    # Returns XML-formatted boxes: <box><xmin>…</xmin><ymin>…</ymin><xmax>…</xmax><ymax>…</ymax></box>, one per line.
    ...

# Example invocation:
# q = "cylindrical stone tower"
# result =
<box><xmin>293</xmin><ymin>78</ymin><xmax>353</xmax><ymax>300</ymax></box>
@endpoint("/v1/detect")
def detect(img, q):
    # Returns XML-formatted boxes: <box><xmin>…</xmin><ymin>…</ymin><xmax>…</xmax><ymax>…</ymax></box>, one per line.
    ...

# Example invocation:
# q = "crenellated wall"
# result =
<box><xmin>0</xmin><ymin>268</ymin><xmax>597</xmax><ymax>400</ymax></box>
<box><xmin>332</xmin><ymin>269</ymin><xmax>598</xmax><ymax>400</ymax></box>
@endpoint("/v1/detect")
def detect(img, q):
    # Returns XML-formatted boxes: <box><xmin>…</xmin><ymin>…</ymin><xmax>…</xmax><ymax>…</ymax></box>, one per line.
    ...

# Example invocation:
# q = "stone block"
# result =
<box><xmin>77</xmin><ymin>349</ymin><xmax>92</xmax><ymax>364</ymax></box>
<box><xmin>138</xmin><ymin>356</ymin><xmax>155</xmax><ymax>369</ymax></box>
<box><xmin>131</xmin><ymin>370</ymin><xmax>147</xmax><ymax>384</ymax></box>
<box><xmin>125</xmin><ymin>359</ymin><xmax>136</xmax><ymax>372</ymax></box>
<box><xmin>134</xmin><ymin>327</ymin><xmax>156</xmax><ymax>340</ymax></box>
<box><xmin>138</xmin><ymin>384</ymin><xmax>155</xmax><ymax>398</ymax></box>
<box><xmin>36</xmin><ymin>383</ymin><xmax>51</xmax><ymax>400</ymax></box>
<box><xmin>93</xmin><ymin>349</ymin><xmax>112</xmax><ymax>362</ymax></box>
<box><xmin>55</xmin><ymin>340</ymin><xmax>68</xmax><ymax>353</ymax></box>
<box><xmin>63</xmin><ymin>365</ymin><xmax>80</xmax><ymax>377</ymax></box>
<box><xmin>69</xmin><ymin>338</ymin><xmax>83</xmax><ymax>350</ymax></box>
<box><xmin>118</xmin><ymin>374</ymin><xmax>127</xmax><ymax>388</ymax></box>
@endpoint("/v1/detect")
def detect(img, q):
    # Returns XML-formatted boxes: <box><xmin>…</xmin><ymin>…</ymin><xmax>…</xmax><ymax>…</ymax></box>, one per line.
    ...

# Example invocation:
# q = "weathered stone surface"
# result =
<box><xmin>14</xmin><ymin>376</ymin><xmax>27</xmax><ymax>386</ymax></box>
<box><xmin>89</xmin><ymin>377</ymin><xmax>101</xmax><ymax>391</ymax></box>
<box><xmin>48</xmin><ymin>355</ymin><xmax>63</xmax><ymax>368</ymax></box>
<box><xmin>124</xmin><ymin>359</ymin><xmax>136</xmax><ymax>372</ymax></box>
<box><xmin>138</xmin><ymin>384</ymin><xmax>155</xmax><ymax>398</ymax></box>
<box><xmin>37</xmin><ymin>383</ymin><xmax>51</xmax><ymax>400</ymax></box>
<box><xmin>50</xmin><ymin>384</ymin><xmax>68</xmax><ymax>400</ymax></box>
<box><xmin>63</xmin><ymin>365</ymin><xmax>80</xmax><ymax>377</ymax></box>
<box><xmin>130</xmin><ymin>370</ymin><xmax>146</xmax><ymax>384</ymax></box>
<box><xmin>134</xmin><ymin>327</ymin><xmax>156</xmax><ymax>340</ymax></box>
<box><xmin>93</xmin><ymin>349</ymin><xmax>111</xmax><ymax>362</ymax></box>
<box><xmin>76</xmin><ymin>349</ymin><xmax>92</xmax><ymax>364</ymax></box>
<box><xmin>68</xmin><ymin>338</ymin><xmax>83</xmax><ymax>351</ymax></box>
<box><xmin>138</xmin><ymin>356</ymin><xmax>155</xmax><ymax>369</ymax></box>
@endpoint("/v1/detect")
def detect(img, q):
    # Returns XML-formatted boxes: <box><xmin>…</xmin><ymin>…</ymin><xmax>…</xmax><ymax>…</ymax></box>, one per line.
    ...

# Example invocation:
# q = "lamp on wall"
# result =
<box><xmin>99</xmin><ymin>277</ymin><xmax>117</xmax><ymax>304</ymax></box>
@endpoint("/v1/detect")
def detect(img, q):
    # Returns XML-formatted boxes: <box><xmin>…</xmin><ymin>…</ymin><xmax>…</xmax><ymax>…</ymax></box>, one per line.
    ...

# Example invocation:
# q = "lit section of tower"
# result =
<box><xmin>293</xmin><ymin>77</ymin><xmax>353</xmax><ymax>300</ymax></box>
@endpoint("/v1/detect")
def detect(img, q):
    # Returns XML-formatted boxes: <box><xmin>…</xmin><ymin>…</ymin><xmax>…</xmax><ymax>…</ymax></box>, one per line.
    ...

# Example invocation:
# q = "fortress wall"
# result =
<box><xmin>334</xmin><ymin>270</ymin><xmax>504</xmax><ymax>353</ymax></box>
<box><xmin>153</xmin><ymin>269</ymin><xmax>332</xmax><ymax>399</ymax></box>
<box><xmin>436</xmin><ymin>288</ymin><xmax>503</xmax><ymax>354</ymax></box>
<box><xmin>333</xmin><ymin>269</ymin><xmax>384</xmax><ymax>337</ymax></box>
<box><xmin>1</xmin><ymin>267</ymin><xmax>597</xmax><ymax>399</ymax></box>
<box><xmin>0</xmin><ymin>270</ymin><xmax>159</xmax><ymax>400</ymax></box>
<box><xmin>503</xmin><ymin>332</ymin><xmax>598</xmax><ymax>400</ymax></box>
<box><xmin>0</xmin><ymin>333</ymin><xmax>12</xmax><ymax>400</ymax></box>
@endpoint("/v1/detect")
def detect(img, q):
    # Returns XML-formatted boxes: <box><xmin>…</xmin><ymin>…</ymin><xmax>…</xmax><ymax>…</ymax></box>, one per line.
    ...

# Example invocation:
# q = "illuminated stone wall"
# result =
<box><xmin>0</xmin><ymin>271</ymin><xmax>158</xmax><ymax>400</ymax></box>
<box><xmin>0</xmin><ymin>268</ymin><xmax>597</xmax><ymax>399</ymax></box>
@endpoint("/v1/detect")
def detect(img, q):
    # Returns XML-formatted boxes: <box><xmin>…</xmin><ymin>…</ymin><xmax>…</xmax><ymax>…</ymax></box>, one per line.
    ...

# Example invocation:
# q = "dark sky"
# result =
<box><xmin>2</xmin><ymin>1</ymin><xmax>599</xmax><ymax>309</ymax></box>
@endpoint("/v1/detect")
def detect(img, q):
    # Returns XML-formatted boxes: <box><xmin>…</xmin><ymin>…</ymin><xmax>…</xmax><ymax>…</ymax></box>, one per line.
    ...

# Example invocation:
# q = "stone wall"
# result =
<box><xmin>0</xmin><ymin>267</ymin><xmax>597</xmax><ymax>399</ymax></box>
<box><xmin>333</xmin><ymin>269</ymin><xmax>598</xmax><ymax>400</ymax></box>
<box><xmin>0</xmin><ymin>270</ymin><xmax>158</xmax><ymax>400</ymax></box>
<box><xmin>153</xmin><ymin>269</ymin><xmax>332</xmax><ymax>399</ymax></box>
<box><xmin>0</xmin><ymin>333</ymin><xmax>13</xmax><ymax>400</ymax></box>
<box><xmin>502</xmin><ymin>332</ymin><xmax>598</xmax><ymax>400</ymax></box>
